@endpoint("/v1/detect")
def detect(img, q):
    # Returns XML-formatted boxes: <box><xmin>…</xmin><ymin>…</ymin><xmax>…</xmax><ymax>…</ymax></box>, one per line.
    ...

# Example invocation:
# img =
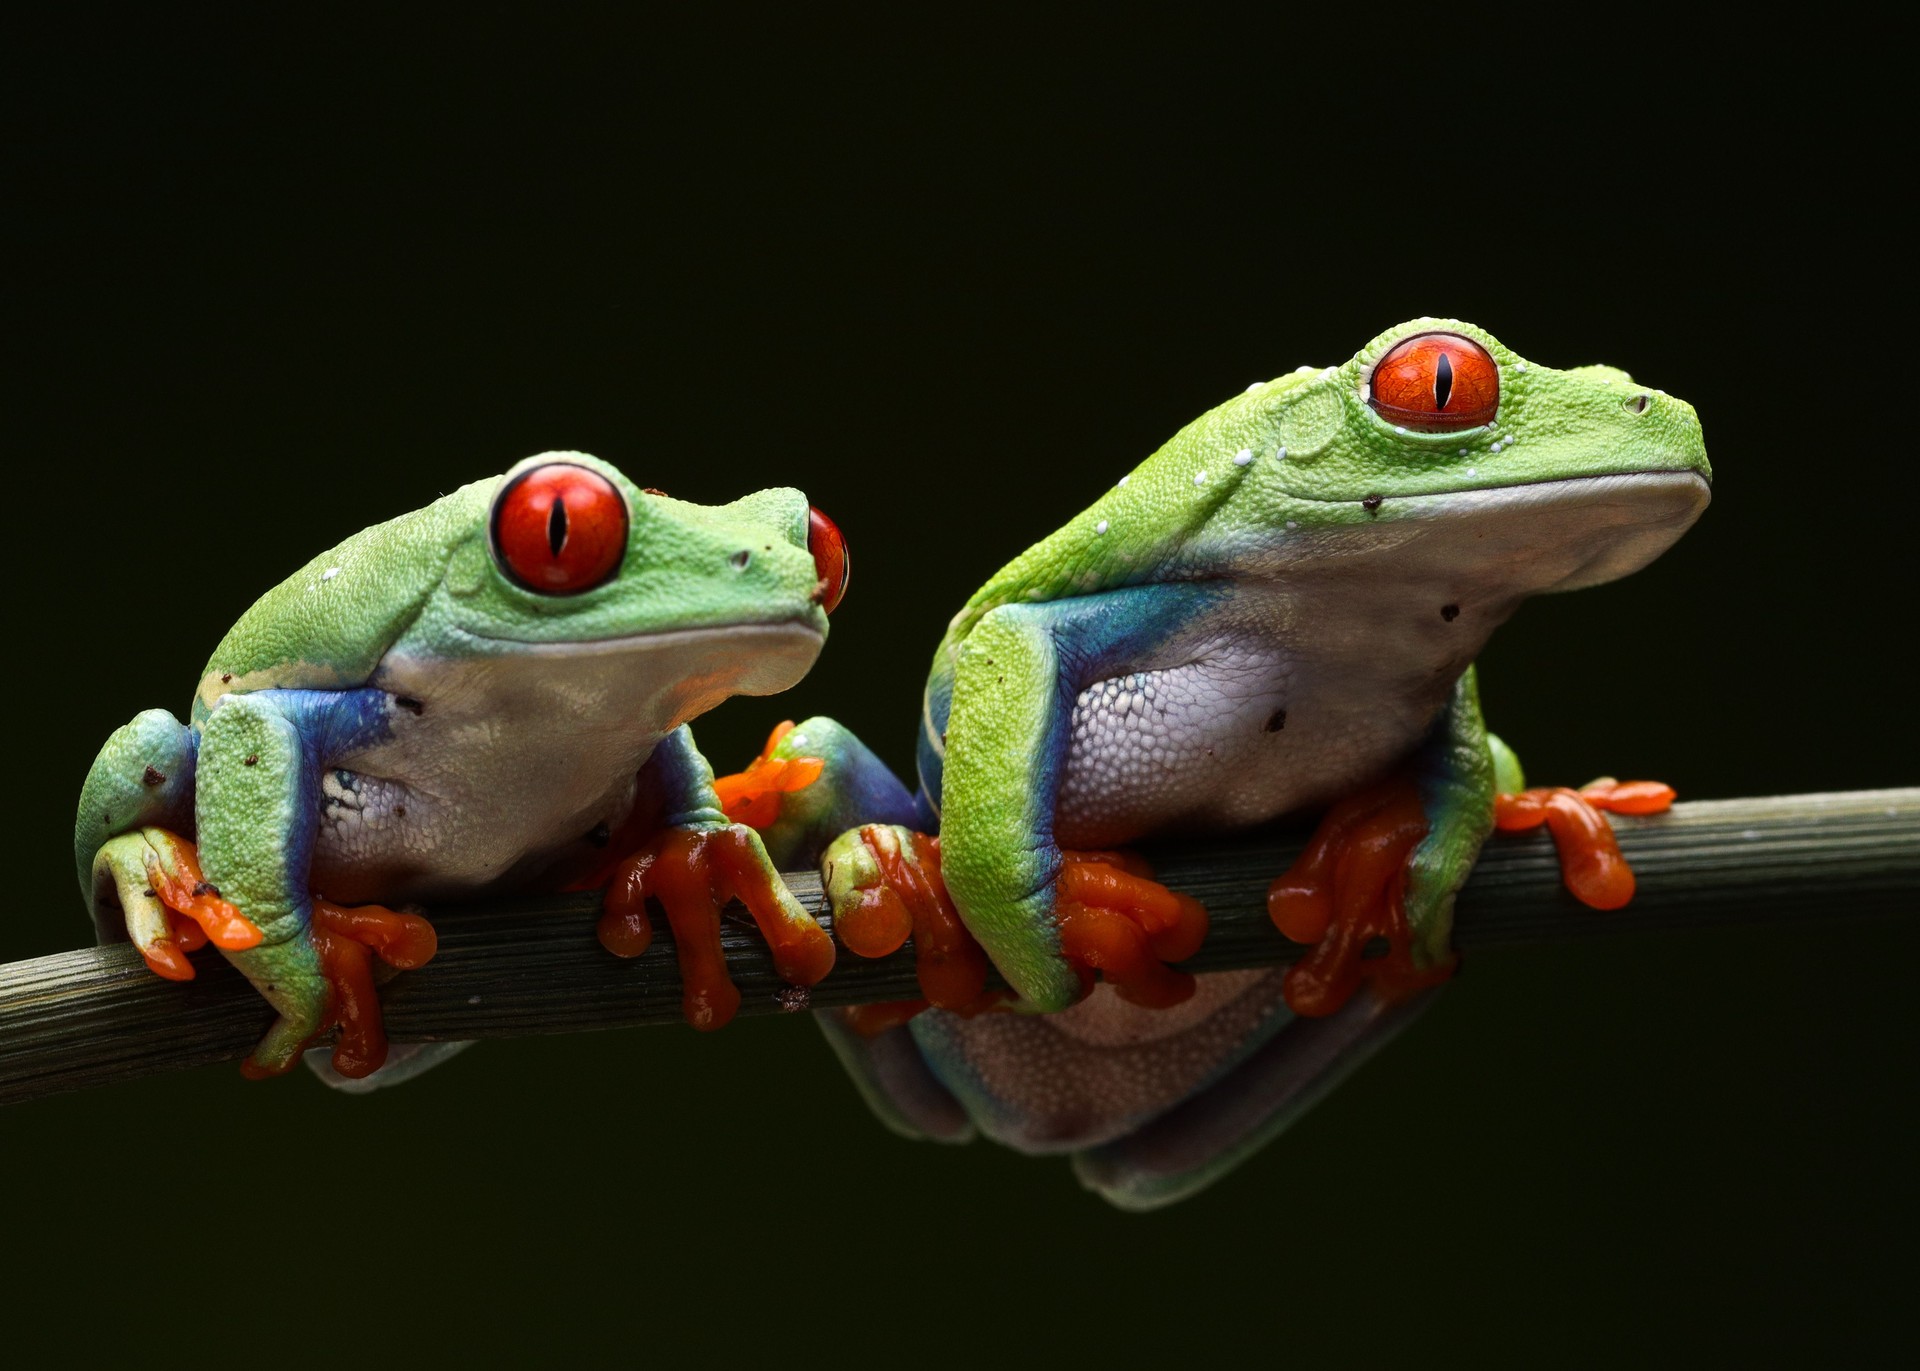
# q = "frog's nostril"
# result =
<box><xmin>1625</xmin><ymin>394</ymin><xmax>1652</xmax><ymax>415</ymax></box>
<box><xmin>730</xmin><ymin>550</ymin><xmax>751</xmax><ymax>570</ymax></box>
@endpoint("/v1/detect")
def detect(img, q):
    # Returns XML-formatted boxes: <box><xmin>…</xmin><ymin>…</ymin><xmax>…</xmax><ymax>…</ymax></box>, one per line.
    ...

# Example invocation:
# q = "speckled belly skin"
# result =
<box><xmin>1053</xmin><ymin>576</ymin><xmax>1508</xmax><ymax>849</ymax></box>
<box><xmin>305</xmin><ymin>624</ymin><xmax>820</xmax><ymax>903</ymax></box>
<box><xmin>911</xmin><ymin>558</ymin><xmax>1532</xmax><ymax>1151</ymax></box>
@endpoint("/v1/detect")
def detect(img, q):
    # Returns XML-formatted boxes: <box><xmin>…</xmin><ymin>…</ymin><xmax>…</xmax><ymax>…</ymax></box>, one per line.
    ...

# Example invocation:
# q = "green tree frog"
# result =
<box><xmin>74</xmin><ymin>453</ymin><xmax>850</xmax><ymax>1083</ymax></box>
<box><xmin>723</xmin><ymin>319</ymin><xmax>1710</xmax><ymax>1208</ymax></box>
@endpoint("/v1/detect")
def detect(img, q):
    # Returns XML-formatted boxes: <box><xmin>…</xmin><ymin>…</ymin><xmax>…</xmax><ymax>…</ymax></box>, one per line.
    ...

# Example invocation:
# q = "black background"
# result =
<box><xmin>8</xmin><ymin>9</ymin><xmax>1914</xmax><ymax>1365</ymax></box>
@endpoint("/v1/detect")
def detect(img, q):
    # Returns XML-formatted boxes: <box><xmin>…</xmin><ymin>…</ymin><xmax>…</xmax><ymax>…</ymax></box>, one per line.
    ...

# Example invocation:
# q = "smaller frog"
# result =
<box><xmin>75</xmin><ymin>453</ymin><xmax>850</xmax><ymax>1081</ymax></box>
<box><xmin>722</xmin><ymin>320</ymin><xmax>1709</xmax><ymax>1206</ymax></box>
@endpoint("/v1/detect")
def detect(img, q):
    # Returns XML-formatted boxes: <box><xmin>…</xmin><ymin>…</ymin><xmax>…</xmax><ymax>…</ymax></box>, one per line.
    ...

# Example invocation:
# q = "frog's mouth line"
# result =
<box><xmin>1262</xmin><ymin>471</ymin><xmax>1709</xmax><ymax>599</ymax></box>
<box><xmin>1386</xmin><ymin>470</ymin><xmax>1711</xmax><ymax>595</ymax></box>
<box><xmin>452</xmin><ymin>618</ymin><xmax>826</xmax><ymax>654</ymax></box>
<box><xmin>1290</xmin><ymin>468</ymin><xmax>1712</xmax><ymax>507</ymax></box>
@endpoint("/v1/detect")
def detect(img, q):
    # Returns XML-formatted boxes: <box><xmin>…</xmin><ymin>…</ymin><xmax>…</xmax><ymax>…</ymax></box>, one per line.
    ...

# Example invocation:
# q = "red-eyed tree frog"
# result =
<box><xmin>723</xmin><ymin>319</ymin><xmax>1710</xmax><ymax>1208</ymax></box>
<box><xmin>74</xmin><ymin>453</ymin><xmax>851</xmax><ymax>1084</ymax></box>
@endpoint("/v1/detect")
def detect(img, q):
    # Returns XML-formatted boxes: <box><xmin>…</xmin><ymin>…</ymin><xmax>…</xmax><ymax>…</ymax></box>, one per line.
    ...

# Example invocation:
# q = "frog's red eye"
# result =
<box><xmin>1368</xmin><ymin>333</ymin><xmax>1500</xmax><ymax>433</ymax></box>
<box><xmin>491</xmin><ymin>463</ymin><xmax>629</xmax><ymax>594</ymax></box>
<box><xmin>807</xmin><ymin>506</ymin><xmax>850</xmax><ymax>614</ymax></box>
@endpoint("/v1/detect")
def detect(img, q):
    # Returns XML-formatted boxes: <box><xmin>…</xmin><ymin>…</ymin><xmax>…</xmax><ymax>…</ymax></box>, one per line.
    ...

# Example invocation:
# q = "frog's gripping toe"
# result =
<box><xmin>289</xmin><ymin>898</ymin><xmax>440</xmax><ymax>1079</ymax></box>
<box><xmin>1494</xmin><ymin>778</ymin><xmax>1674</xmax><ymax>909</ymax></box>
<box><xmin>824</xmin><ymin>829</ymin><xmax>1207</xmax><ymax>1019</ymax></box>
<box><xmin>824</xmin><ymin>824</ymin><xmax>992</xmax><ymax>1021</ymax></box>
<box><xmin>1055</xmin><ymin>850</ymin><xmax>1209</xmax><ymax>1009</ymax></box>
<box><xmin>104</xmin><ymin>829</ymin><xmax>439</xmax><ymax>1080</ymax></box>
<box><xmin>1267</xmin><ymin>778</ymin><xmax>1455</xmax><ymax>1018</ymax></box>
<box><xmin>233</xmin><ymin>898</ymin><xmax>439</xmax><ymax>1081</ymax></box>
<box><xmin>598</xmin><ymin>824</ymin><xmax>835</xmax><ymax>1030</ymax></box>
<box><xmin>92</xmin><ymin>828</ymin><xmax>264</xmax><ymax>982</ymax></box>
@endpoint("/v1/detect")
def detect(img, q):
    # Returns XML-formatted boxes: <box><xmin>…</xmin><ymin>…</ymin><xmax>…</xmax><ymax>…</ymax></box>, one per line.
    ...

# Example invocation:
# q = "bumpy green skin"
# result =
<box><xmin>191</xmin><ymin>472</ymin><xmax>817</xmax><ymax>718</ymax></box>
<box><xmin>796</xmin><ymin>318</ymin><xmax>1709</xmax><ymax>1206</ymax></box>
<box><xmin>75</xmin><ymin>452</ymin><xmax>830</xmax><ymax>1077</ymax></box>
<box><xmin>928</xmin><ymin>317</ymin><xmax>1709</xmax><ymax>1009</ymax></box>
<box><xmin>945</xmin><ymin>321</ymin><xmax>1706</xmax><ymax>645</ymax></box>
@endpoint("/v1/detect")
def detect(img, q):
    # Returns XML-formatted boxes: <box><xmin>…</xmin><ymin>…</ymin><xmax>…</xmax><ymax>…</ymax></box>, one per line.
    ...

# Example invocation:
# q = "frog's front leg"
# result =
<box><xmin>593</xmin><ymin>725</ymin><xmax>835</xmax><ymax>1029</ymax></box>
<box><xmin>194</xmin><ymin>691</ymin><xmax>435</xmax><ymax>1078</ymax></box>
<box><xmin>1269</xmin><ymin>667</ymin><xmax>1678</xmax><ymax>1017</ymax></box>
<box><xmin>826</xmin><ymin>593</ymin><xmax>1212</xmax><ymax>1015</ymax></box>
<box><xmin>1487</xmin><ymin>736</ymin><xmax>1676</xmax><ymax>908</ymax></box>
<box><xmin>716</xmin><ymin>716</ymin><xmax>930</xmax><ymax>870</ymax></box>
<box><xmin>1268</xmin><ymin>667</ymin><xmax>1494</xmax><ymax>1015</ymax></box>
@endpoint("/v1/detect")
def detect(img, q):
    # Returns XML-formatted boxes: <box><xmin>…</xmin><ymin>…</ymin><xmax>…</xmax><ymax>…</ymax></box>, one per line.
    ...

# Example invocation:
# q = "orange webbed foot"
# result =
<box><xmin>261</xmin><ymin>897</ymin><xmax>440</xmax><ymax>1081</ymax></box>
<box><xmin>1267</xmin><ymin>778</ymin><xmax>1455</xmax><ymax>1018</ymax></box>
<box><xmin>712</xmin><ymin>720</ymin><xmax>826</xmax><ymax>830</ymax></box>
<box><xmin>1055</xmin><ymin>849</ymin><xmax>1210</xmax><ymax>1009</ymax></box>
<box><xmin>826</xmin><ymin>829</ymin><xmax>1207</xmax><ymax>1023</ymax></box>
<box><xmin>598</xmin><ymin>825</ymin><xmax>835</xmax><ymax>1030</ymax></box>
<box><xmin>1494</xmin><ymin>778</ymin><xmax>1675</xmax><ymax>910</ymax></box>
<box><xmin>139</xmin><ymin>830</ymin><xmax>263</xmax><ymax>980</ymax></box>
<box><xmin>831</xmin><ymin>826</ymin><xmax>992</xmax><ymax>1018</ymax></box>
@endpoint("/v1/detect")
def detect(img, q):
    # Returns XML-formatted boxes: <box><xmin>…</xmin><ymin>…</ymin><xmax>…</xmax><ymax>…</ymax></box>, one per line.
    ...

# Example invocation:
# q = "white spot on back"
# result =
<box><xmin>1095</xmin><ymin>519</ymin><xmax>1109</xmax><ymax>535</ymax></box>
<box><xmin>1232</xmin><ymin>448</ymin><xmax>1253</xmax><ymax>466</ymax></box>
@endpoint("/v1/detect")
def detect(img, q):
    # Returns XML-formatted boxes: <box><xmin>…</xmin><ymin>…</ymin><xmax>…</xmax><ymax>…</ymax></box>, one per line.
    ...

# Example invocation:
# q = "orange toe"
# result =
<box><xmin>597</xmin><ymin>824</ymin><xmax>834</xmax><ymax>1031</ymax></box>
<box><xmin>1495</xmin><ymin>779</ymin><xmax>1673</xmax><ymax>911</ymax></box>
<box><xmin>1268</xmin><ymin>778</ymin><xmax>1453</xmax><ymax>1018</ymax></box>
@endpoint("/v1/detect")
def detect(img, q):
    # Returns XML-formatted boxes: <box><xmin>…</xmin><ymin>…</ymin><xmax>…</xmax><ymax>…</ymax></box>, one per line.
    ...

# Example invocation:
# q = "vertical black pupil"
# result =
<box><xmin>1433</xmin><ymin>352</ymin><xmax>1454</xmax><ymax>410</ymax></box>
<box><xmin>547</xmin><ymin>497</ymin><xmax>568</xmax><ymax>557</ymax></box>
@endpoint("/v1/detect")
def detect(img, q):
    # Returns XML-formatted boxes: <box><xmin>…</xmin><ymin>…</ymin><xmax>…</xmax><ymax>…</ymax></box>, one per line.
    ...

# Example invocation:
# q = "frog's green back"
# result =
<box><xmin>192</xmin><ymin>478</ymin><xmax>497</xmax><ymax>719</ymax></box>
<box><xmin>943</xmin><ymin>370</ymin><xmax>1320</xmax><ymax>650</ymax></box>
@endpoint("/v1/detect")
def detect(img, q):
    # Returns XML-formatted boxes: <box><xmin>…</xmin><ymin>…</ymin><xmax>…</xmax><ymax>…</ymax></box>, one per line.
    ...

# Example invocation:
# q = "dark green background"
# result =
<box><xmin>9</xmin><ymin>11</ymin><xmax>1913</xmax><ymax>1365</ymax></box>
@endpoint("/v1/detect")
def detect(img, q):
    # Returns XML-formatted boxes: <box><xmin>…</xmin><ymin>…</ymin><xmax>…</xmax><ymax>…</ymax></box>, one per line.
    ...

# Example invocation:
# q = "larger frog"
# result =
<box><xmin>726</xmin><ymin>319</ymin><xmax>1710</xmax><ymax>1207</ymax></box>
<box><xmin>75</xmin><ymin>453</ymin><xmax>847</xmax><ymax>1082</ymax></box>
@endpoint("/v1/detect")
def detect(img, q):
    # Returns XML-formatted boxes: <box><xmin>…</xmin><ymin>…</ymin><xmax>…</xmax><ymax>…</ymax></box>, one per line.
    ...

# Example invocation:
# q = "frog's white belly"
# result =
<box><xmin>1052</xmin><ymin>577</ymin><xmax>1494</xmax><ymax>848</ymax></box>
<box><xmin>304</xmin><ymin>622</ymin><xmax>821</xmax><ymax>903</ymax></box>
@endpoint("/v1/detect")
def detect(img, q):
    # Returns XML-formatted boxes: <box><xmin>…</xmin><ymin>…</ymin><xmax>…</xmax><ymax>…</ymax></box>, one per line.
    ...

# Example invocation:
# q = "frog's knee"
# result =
<box><xmin>1487</xmin><ymin>731</ymin><xmax>1525</xmax><ymax>794</ymax></box>
<box><xmin>74</xmin><ymin>709</ymin><xmax>196</xmax><ymax>894</ymax></box>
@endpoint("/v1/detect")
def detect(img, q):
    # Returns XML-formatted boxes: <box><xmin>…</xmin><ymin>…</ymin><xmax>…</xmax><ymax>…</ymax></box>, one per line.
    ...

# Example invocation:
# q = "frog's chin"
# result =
<box><xmin>380</xmin><ymin>619</ymin><xmax>825</xmax><ymax>733</ymax></box>
<box><xmin>1380</xmin><ymin>470</ymin><xmax>1711</xmax><ymax>595</ymax></box>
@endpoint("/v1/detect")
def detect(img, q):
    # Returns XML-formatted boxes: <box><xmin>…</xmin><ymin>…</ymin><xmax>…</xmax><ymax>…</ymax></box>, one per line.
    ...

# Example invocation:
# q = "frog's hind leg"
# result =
<box><xmin>715</xmin><ymin>715</ymin><xmax>930</xmax><ymax>868</ymax></box>
<box><xmin>194</xmin><ymin>690</ymin><xmax>437</xmax><ymax>1079</ymax></box>
<box><xmin>1070</xmin><ymin>983</ymin><xmax>1437</xmax><ymax>1210</ymax></box>
<box><xmin>76</xmin><ymin>709</ymin><xmax>208</xmax><ymax>973</ymax></box>
<box><xmin>817</xmin><ymin>1011</ymin><xmax>975</xmax><ymax>1144</ymax></box>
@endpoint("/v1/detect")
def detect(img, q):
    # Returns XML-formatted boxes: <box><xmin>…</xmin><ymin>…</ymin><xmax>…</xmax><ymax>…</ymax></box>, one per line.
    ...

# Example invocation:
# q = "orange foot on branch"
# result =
<box><xmin>1267</xmin><ymin>778</ymin><xmax>1454</xmax><ymax>1018</ymax></box>
<box><xmin>264</xmin><ymin>898</ymin><xmax>440</xmax><ymax>1081</ymax></box>
<box><xmin>136</xmin><ymin>830</ymin><xmax>262</xmax><ymax>981</ymax></box>
<box><xmin>833</xmin><ymin>826</ymin><xmax>992</xmax><ymax>1029</ymax></box>
<box><xmin>597</xmin><ymin>825</ymin><xmax>835</xmax><ymax>1030</ymax></box>
<box><xmin>831</xmin><ymin>832</ymin><xmax>1208</xmax><ymax>1033</ymax></box>
<box><xmin>1055</xmin><ymin>850</ymin><xmax>1209</xmax><ymax>1009</ymax></box>
<box><xmin>1494</xmin><ymin>778</ymin><xmax>1675</xmax><ymax>909</ymax></box>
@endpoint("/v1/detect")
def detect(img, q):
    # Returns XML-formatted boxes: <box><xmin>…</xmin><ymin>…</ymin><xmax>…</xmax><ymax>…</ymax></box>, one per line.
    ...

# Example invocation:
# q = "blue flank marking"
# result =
<box><xmin>247</xmin><ymin>688</ymin><xmax>398</xmax><ymax>901</ymax></box>
<box><xmin>915</xmin><ymin>581</ymin><xmax>1226</xmax><ymax>816</ymax></box>
<box><xmin>915</xmin><ymin>656</ymin><xmax>956</xmax><ymax>818</ymax></box>
<box><xmin>252</xmin><ymin>688</ymin><xmax>397</xmax><ymax>763</ymax></box>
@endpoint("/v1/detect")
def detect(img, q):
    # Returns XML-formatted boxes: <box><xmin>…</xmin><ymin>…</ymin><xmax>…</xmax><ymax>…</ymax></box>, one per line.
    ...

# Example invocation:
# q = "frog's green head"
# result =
<box><xmin>1229</xmin><ymin>317</ymin><xmax>1712</xmax><ymax>591</ymax></box>
<box><xmin>412</xmin><ymin>451</ymin><xmax>845</xmax><ymax>665</ymax></box>
<box><xmin>194</xmin><ymin>452</ymin><xmax>851</xmax><ymax>717</ymax></box>
<box><xmin>952</xmin><ymin>319</ymin><xmax>1709</xmax><ymax>639</ymax></box>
